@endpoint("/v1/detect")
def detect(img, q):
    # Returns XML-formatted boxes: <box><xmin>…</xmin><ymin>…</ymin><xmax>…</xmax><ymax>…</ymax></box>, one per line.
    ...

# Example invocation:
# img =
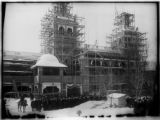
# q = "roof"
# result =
<box><xmin>3</xmin><ymin>50</ymin><xmax>41</xmax><ymax>61</ymax></box>
<box><xmin>3</xmin><ymin>70</ymin><xmax>32</xmax><ymax>73</ymax></box>
<box><xmin>31</xmin><ymin>54</ymin><xmax>67</xmax><ymax>68</ymax></box>
<box><xmin>4</xmin><ymin>61</ymin><xmax>30</xmax><ymax>66</ymax></box>
<box><xmin>83</xmin><ymin>44</ymin><xmax>121</xmax><ymax>54</ymax></box>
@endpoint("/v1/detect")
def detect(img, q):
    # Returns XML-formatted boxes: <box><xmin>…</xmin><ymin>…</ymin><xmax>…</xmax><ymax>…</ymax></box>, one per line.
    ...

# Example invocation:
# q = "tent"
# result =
<box><xmin>107</xmin><ymin>93</ymin><xmax>128</xmax><ymax>107</ymax></box>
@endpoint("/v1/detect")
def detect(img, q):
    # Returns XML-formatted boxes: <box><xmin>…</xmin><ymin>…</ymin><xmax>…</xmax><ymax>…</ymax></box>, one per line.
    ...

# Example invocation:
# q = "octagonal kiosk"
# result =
<box><xmin>31</xmin><ymin>54</ymin><xmax>67</xmax><ymax>96</ymax></box>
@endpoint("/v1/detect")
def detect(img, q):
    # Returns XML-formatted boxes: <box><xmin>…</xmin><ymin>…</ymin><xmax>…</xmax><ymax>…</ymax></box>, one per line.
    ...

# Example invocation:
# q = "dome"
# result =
<box><xmin>31</xmin><ymin>54</ymin><xmax>67</xmax><ymax>68</ymax></box>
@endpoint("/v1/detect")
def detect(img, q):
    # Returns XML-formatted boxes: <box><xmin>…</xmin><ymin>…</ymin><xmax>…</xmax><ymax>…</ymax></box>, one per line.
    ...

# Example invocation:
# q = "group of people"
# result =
<box><xmin>126</xmin><ymin>96</ymin><xmax>153</xmax><ymax>116</ymax></box>
<box><xmin>17</xmin><ymin>93</ymin><xmax>46</xmax><ymax>113</ymax></box>
<box><xmin>16</xmin><ymin>93</ymin><xmax>111</xmax><ymax>112</ymax></box>
<box><xmin>18</xmin><ymin>94</ymin><xmax>28</xmax><ymax>113</ymax></box>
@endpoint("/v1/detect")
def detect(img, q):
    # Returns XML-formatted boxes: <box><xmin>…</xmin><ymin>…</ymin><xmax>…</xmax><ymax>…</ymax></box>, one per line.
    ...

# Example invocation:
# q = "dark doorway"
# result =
<box><xmin>3</xmin><ymin>85</ymin><xmax>13</xmax><ymax>94</ymax></box>
<box><xmin>43</xmin><ymin>86</ymin><xmax>59</xmax><ymax>94</ymax></box>
<box><xmin>67</xmin><ymin>85</ymin><xmax>80</xmax><ymax>97</ymax></box>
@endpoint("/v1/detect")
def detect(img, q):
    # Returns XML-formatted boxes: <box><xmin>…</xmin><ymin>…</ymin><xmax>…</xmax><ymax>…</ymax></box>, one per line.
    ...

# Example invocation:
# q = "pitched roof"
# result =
<box><xmin>31</xmin><ymin>54</ymin><xmax>67</xmax><ymax>68</ymax></box>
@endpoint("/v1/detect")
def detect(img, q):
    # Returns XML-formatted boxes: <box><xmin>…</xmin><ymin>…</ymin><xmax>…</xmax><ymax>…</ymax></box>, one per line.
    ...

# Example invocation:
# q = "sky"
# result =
<box><xmin>4</xmin><ymin>3</ymin><xmax>157</xmax><ymax>62</ymax></box>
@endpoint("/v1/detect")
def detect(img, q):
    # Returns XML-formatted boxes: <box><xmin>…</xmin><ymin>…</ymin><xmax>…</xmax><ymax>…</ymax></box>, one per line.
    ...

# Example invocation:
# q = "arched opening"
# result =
<box><xmin>67</xmin><ymin>85</ymin><xmax>80</xmax><ymax>97</ymax></box>
<box><xmin>43</xmin><ymin>86</ymin><xmax>59</xmax><ymax>94</ymax></box>
<box><xmin>67</xmin><ymin>28</ymin><xmax>72</xmax><ymax>35</ymax></box>
<box><xmin>59</xmin><ymin>26</ymin><xmax>64</xmax><ymax>34</ymax></box>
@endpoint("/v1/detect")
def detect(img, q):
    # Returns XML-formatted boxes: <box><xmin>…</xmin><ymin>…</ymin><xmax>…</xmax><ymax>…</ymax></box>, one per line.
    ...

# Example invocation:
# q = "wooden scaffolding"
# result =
<box><xmin>40</xmin><ymin>3</ymin><xmax>85</xmax><ymax>76</ymax></box>
<box><xmin>108</xmin><ymin>12</ymin><xmax>148</xmax><ymax>97</ymax></box>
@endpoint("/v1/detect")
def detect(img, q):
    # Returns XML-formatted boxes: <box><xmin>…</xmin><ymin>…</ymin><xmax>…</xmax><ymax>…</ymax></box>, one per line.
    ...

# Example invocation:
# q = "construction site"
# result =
<box><xmin>39</xmin><ymin>3</ymin><xmax>149</xmax><ymax>97</ymax></box>
<box><xmin>3</xmin><ymin>3</ymin><xmax>159</xmax><ymax>118</ymax></box>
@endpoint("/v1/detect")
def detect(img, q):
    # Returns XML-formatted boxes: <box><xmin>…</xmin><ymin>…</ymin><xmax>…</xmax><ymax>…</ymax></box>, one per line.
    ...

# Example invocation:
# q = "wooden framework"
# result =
<box><xmin>40</xmin><ymin>4</ymin><xmax>148</xmax><ymax>97</ymax></box>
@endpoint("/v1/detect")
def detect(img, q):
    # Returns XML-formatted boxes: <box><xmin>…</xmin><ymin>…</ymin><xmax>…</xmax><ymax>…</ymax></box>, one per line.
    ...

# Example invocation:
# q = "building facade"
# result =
<box><xmin>40</xmin><ymin>3</ymin><xmax>149</xmax><ymax>97</ymax></box>
<box><xmin>3</xmin><ymin>51</ymin><xmax>41</xmax><ymax>94</ymax></box>
<box><xmin>3</xmin><ymin>3</ymin><xmax>153</xmax><ymax>98</ymax></box>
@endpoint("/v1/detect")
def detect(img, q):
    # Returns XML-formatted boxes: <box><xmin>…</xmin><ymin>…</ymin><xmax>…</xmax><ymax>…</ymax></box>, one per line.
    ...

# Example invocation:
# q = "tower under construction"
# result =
<box><xmin>41</xmin><ymin>3</ymin><xmax>85</xmax><ymax>75</ymax></box>
<box><xmin>108</xmin><ymin>12</ymin><xmax>148</xmax><ymax>96</ymax></box>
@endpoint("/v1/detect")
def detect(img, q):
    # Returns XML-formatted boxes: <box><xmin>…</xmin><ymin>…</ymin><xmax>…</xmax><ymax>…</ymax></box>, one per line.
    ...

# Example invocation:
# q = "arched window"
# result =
<box><xmin>59</xmin><ymin>26</ymin><xmax>64</xmax><ymax>34</ymax></box>
<box><xmin>67</xmin><ymin>28</ymin><xmax>72</xmax><ymax>35</ymax></box>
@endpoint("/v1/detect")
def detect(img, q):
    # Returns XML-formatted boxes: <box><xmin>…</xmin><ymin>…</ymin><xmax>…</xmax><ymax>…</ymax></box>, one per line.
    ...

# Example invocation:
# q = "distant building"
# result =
<box><xmin>2</xmin><ymin>51</ymin><xmax>40</xmax><ymax>94</ymax></box>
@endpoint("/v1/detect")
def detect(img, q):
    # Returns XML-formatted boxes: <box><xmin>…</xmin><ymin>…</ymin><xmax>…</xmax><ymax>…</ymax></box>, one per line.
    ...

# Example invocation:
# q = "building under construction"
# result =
<box><xmin>39</xmin><ymin>3</ymin><xmax>149</xmax><ymax>97</ymax></box>
<box><xmin>41</xmin><ymin>3</ymin><xmax>85</xmax><ymax>76</ymax></box>
<box><xmin>107</xmin><ymin>12</ymin><xmax>148</xmax><ymax>97</ymax></box>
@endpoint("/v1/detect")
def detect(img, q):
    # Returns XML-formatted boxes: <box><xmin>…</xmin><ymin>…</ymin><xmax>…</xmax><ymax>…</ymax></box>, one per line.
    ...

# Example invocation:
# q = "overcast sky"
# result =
<box><xmin>4</xmin><ymin>3</ymin><xmax>157</xmax><ymax>62</ymax></box>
